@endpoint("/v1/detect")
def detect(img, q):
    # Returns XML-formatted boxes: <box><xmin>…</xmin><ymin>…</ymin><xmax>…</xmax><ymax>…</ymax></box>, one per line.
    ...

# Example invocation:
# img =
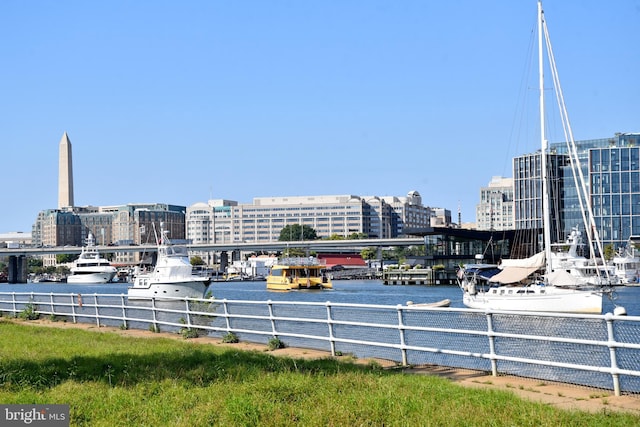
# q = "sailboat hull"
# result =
<box><xmin>463</xmin><ymin>286</ymin><xmax>603</xmax><ymax>314</ymax></box>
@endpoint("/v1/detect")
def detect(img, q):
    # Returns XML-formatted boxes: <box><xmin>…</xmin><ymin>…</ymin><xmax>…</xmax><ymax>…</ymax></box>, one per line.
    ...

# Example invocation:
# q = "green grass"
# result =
<box><xmin>0</xmin><ymin>319</ymin><xmax>638</xmax><ymax>426</ymax></box>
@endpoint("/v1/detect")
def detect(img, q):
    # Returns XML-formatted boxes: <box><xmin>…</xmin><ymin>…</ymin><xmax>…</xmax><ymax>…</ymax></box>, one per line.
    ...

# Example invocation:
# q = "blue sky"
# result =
<box><xmin>2</xmin><ymin>1</ymin><xmax>638</xmax><ymax>233</ymax></box>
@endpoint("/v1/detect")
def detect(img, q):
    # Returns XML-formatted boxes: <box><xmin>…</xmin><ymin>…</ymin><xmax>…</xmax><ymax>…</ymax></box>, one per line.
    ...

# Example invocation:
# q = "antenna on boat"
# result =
<box><xmin>152</xmin><ymin>223</ymin><xmax>159</xmax><ymax>245</ymax></box>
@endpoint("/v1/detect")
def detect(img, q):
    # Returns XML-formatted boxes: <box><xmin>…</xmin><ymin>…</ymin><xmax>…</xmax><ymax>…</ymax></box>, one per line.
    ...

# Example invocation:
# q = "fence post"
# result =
<box><xmin>605</xmin><ymin>313</ymin><xmax>621</xmax><ymax>396</ymax></box>
<box><xmin>11</xmin><ymin>292</ymin><xmax>17</xmax><ymax>316</ymax></box>
<box><xmin>486</xmin><ymin>311</ymin><xmax>498</xmax><ymax>376</ymax></box>
<box><xmin>222</xmin><ymin>299</ymin><xmax>232</xmax><ymax>332</ymax></box>
<box><xmin>325</xmin><ymin>302</ymin><xmax>336</xmax><ymax>356</ymax></box>
<box><xmin>151</xmin><ymin>298</ymin><xmax>158</xmax><ymax>331</ymax></box>
<box><xmin>397</xmin><ymin>305</ymin><xmax>408</xmax><ymax>366</ymax></box>
<box><xmin>71</xmin><ymin>294</ymin><xmax>77</xmax><ymax>323</ymax></box>
<box><xmin>267</xmin><ymin>300</ymin><xmax>278</xmax><ymax>340</ymax></box>
<box><xmin>94</xmin><ymin>294</ymin><xmax>100</xmax><ymax>327</ymax></box>
<box><xmin>49</xmin><ymin>293</ymin><xmax>55</xmax><ymax>316</ymax></box>
<box><xmin>185</xmin><ymin>299</ymin><xmax>192</xmax><ymax>328</ymax></box>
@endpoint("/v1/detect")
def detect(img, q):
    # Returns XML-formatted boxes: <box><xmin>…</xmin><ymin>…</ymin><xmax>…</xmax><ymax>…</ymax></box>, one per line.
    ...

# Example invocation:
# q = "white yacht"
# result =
<box><xmin>612</xmin><ymin>237</ymin><xmax>640</xmax><ymax>285</ymax></box>
<box><xmin>67</xmin><ymin>232</ymin><xmax>117</xmax><ymax>284</ymax></box>
<box><xmin>128</xmin><ymin>223</ymin><xmax>211</xmax><ymax>300</ymax></box>
<box><xmin>548</xmin><ymin>228</ymin><xmax>618</xmax><ymax>287</ymax></box>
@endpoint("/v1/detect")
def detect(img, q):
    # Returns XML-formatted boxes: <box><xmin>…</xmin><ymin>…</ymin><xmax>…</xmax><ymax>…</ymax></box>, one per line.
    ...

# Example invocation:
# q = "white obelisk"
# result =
<box><xmin>58</xmin><ymin>132</ymin><xmax>74</xmax><ymax>209</ymax></box>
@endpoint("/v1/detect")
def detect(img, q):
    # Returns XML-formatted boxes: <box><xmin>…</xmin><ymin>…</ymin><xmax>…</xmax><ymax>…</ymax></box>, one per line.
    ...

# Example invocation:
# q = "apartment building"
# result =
<box><xmin>475</xmin><ymin>176</ymin><xmax>515</xmax><ymax>231</ymax></box>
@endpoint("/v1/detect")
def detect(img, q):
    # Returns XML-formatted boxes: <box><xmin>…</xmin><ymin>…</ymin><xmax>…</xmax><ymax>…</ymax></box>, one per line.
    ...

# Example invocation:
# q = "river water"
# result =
<box><xmin>1</xmin><ymin>279</ymin><xmax>639</xmax><ymax>315</ymax></box>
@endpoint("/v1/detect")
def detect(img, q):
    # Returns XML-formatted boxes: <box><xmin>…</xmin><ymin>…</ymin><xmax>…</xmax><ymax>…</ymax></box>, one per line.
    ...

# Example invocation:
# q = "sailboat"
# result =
<box><xmin>459</xmin><ymin>1</ymin><xmax>615</xmax><ymax>314</ymax></box>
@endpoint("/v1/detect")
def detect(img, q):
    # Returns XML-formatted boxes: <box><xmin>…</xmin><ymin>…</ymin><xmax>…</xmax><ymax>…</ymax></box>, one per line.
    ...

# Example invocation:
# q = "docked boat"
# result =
<box><xmin>548</xmin><ymin>228</ymin><xmax>619</xmax><ymax>286</ymax></box>
<box><xmin>67</xmin><ymin>232</ymin><xmax>117</xmax><ymax>284</ymax></box>
<box><xmin>459</xmin><ymin>2</ymin><xmax>615</xmax><ymax>314</ymax></box>
<box><xmin>266</xmin><ymin>257</ymin><xmax>332</xmax><ymax>291</ymax></box>
<box><xmin>128</xmin><ymin>223</ymin><xmax>211</xmax><ymax>299</ymax></box>
<box><xmin>406</xmin><ymin>299</ymin><xmax>451</xmax><ymax>308</ymax></box>
<box><xmin>612</xmin><ymin>237</ymin><xmax>640</xmax><ymax>285</ymax></box>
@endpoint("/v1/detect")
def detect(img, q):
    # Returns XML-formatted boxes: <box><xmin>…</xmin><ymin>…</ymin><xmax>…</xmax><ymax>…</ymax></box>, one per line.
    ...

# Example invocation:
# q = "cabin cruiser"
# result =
<box><xmin>128</xmin><ymin>223</ymin><xmax>210</xmax><ymax>299</ymax></box>
<box><xmin>67</xmin><ymin>232</ymin><xmax>117</xmax><ymax>284</ymax></box>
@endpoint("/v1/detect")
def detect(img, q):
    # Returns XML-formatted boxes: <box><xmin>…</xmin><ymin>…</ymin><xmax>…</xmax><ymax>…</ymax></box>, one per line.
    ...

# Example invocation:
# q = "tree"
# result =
<box><xmin>28</xmin><ymin>258</ymin><xmax>43</xmax><ymax>269</ymax></box>
<box><xmin>56</xmin><ymin>266</ymin><xmax>70</xmax><ymax>276</ymax></box>
<box><xmin>361</xmin><ymin>247</ymin><xmax>377</xmax><ymax>260</ymax></box>
<box><xmin>347</xmin><ymin>232</ymin><xmax>368</xmax><ymax>240</ymax></box>
<box><xmin>190</xmin><ymin>255</ymin><xmax>205</xmax><ymax>266</ymax></box>
<box><xmin>603</xmin><ymin>244</ymin><xmax>616</xmax><ymax>261</ymax></box>
<box><xmin>278</xmin><ymin>224</ymin><xmax>317</xmax><ymax>241</ymax></box>
<box><xmin>56</xmin><ymin>253</ymin><xmax>77</xmax><ymax>264</ymax></box>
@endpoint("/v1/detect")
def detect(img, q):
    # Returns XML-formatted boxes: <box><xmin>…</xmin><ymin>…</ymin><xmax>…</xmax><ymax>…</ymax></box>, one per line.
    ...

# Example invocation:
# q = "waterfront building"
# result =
<box><xmin>513</xmin><ymin>133</ymin><xmax>640</xmax><ymax>252</ymax></box>
<box><xmin>33</xmin><ymin>203</ymin><xmax>186</xmax><ymax>266</ymax></box>
<box><xmin>475</xmin><ymin>176</ymin><xmax>514</xmax><ymax>231</ymax></box>
<box><xmin>186</xmin><ymin>191</ymin><xmax>437</xmax><ymax>246</ymax></box>
<box><xmin>186</xmin><ymin>199</ymin><xmax>237</xmax><ymax>264</ymax></box>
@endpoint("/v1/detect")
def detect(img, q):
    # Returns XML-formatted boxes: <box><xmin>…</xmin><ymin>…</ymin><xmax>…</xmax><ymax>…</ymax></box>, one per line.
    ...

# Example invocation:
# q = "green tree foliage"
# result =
<box><xmin>56</xmin><ymin>266</ymin><xmax>70</xmax><ymax>276</ymax></box>
<box><xmin>278</xmin><ymin>224</ymin><xmax>318</xmax><ymax>241</ymax></box>
<box><xmin>28</xmin><ymin>258</ymin><xmax>43</xmax><ymax>268</ymax></box>
<box><xmin>603</xmin><ymin>244</ymin><xmax>616</xmax><ymax>261</ymax></box>
<box><xmin>190</xmin><ymin>255</ymin><xmax>205</xmax><ymax>266</ymax></box>
<box><xmin>347</xmin><ymin>232</ymin><xmax>368</xmax><ymax>240</ymax></box>
<box><xmin>381</xmin><ymin>245</ymin><xmax>425</xmax><ymax>260</ymax></box>
<box><xmin>56</xmin><ymin>253</ymin><xmax>77</xmax><ymax>264</ymax></box>
<box><xmin>360</xmin><ymin>247</ymin><xmax>378</xmax><ymax>260</ymax></box>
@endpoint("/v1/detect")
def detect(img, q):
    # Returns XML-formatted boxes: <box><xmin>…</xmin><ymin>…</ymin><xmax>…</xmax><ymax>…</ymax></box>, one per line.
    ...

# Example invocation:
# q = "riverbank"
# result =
<box><xmin>6</xmin><ymin>317</ymin><xmax>640</xmax><ymax>417</ymax></box>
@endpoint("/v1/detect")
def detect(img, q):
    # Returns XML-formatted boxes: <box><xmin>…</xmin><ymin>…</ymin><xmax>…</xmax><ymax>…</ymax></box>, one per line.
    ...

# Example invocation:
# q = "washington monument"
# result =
<box><xmin>58</xmin><ymin>132</ymin><xmax>74</xmax><ymax>209</ymax></box>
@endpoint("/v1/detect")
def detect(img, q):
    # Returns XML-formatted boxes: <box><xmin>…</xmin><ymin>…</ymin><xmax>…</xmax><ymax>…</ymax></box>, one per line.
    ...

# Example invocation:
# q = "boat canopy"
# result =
<box><xmin>546</xmin><ymin>270</ymin><xmax>584</xmax><ymax>287</ymax></box>
<box><xmin>499</xmin><ymin>252</ymin><xmax>545</xmax><ymax>269</ymax></box>
<box><xmin>489</xmin><ymin>252</ymin><xmax>546</xmax><ymax>284</ymax></box>
<box><xmin>491</xmin><ymin>267</ymin><xmax>539</xmax><ymax>284</ymax></box>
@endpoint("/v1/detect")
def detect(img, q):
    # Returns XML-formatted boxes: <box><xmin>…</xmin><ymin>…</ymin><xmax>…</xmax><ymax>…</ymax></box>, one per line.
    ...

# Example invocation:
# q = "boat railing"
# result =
<box><xmin>277</xmin><ymin>257</ymin><xmax>326</xmax><ymax>267</ymax></box>
<box><xmin>2</xmin><ymin>291</ymin><xmax>640</xmax><ymax>396</ymax></box>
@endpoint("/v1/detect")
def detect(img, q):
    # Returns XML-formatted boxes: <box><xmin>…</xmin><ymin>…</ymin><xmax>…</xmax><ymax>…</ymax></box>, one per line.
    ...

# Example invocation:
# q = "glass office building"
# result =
<box><xmin>514</xmin><ymin>133</ymin><xmax>640</xmax><ymax>252</ymax></box>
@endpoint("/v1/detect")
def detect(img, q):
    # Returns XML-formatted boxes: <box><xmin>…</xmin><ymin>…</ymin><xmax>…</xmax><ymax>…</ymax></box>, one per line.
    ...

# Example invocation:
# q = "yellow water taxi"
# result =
<box><xmin>266</xmin><ymin>257</ymin><xmax>332</xmax><ymax>291</ymax></box>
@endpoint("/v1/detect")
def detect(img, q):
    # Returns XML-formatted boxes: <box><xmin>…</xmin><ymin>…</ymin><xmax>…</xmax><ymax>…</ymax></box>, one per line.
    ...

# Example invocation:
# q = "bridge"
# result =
<box><xmin>0</xmin><ymin>237</ymin><xmax>425</xmax><ymax>283</ymax></box>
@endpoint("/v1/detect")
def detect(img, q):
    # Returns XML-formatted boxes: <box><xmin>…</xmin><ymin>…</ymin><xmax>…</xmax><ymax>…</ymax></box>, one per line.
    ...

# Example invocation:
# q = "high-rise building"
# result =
<box><xmin>476</xmin><ymin>176</ymin><xmax>514</xmax><ymax>231</ymax></box>
<box><xmin>513</xmin><ymin>133</ymin><xmax>640</xmax><ymax>252</ymax></box>
<box><xmin>58</xmin><ymin>132</ymin><xmax>74</xmax><ymax>209</ymax></box>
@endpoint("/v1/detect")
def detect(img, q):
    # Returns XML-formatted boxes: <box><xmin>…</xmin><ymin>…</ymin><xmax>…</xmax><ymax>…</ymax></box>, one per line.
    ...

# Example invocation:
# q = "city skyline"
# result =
<box><xmin>2</xmin><ymin>1</ymin><xmax>638</xmax><ymax>233</ymax></box>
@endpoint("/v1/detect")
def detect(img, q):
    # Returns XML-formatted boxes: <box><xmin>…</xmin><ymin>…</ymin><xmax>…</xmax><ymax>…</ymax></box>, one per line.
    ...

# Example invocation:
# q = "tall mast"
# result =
<box><xmin>538</xmin><ymin>1</ymin><xmax>552</xmax><ymax>266</ymax></box>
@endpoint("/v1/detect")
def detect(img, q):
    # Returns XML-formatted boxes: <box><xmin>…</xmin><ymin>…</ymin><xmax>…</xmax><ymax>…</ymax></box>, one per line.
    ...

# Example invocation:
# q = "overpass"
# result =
<box><xmin>0</xmin><ymin>237</ymin><xmax>425</xmax><ymax>283</ymax></box>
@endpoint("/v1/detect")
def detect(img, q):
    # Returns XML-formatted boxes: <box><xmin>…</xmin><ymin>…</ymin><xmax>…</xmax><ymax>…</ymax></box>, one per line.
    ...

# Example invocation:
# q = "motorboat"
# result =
<box><xmin>548</xmin><ymin>228</ymin><xmax>619</xmax><ymax>286</ymax></box>
<box><xmin>67</xmin><ymin>232</ymin><xmax>117</xmax><ymax>284</ymax></box>
<box><xmin>128</xmin><ymin>223</ymin><xmax>211</xmax><ymax>299</ymax></box>
<box><xmin>266</xmin><ymin>257</ymin><xmax>332</xmax><ymax>291</ymax></box>
<box><xmin>612</xmin><ymin>237</ymin><xmax>640</xmax><ymax>285</ymax></box>
<box><xmin>406</xmin><ymin>299</ymin><xmax>451</xmax><ymax>308</ymax></box>
<box><xmin>459</xmin><ymin>1</ymin><xmax>615</xmax><ymax>314</ymax></box>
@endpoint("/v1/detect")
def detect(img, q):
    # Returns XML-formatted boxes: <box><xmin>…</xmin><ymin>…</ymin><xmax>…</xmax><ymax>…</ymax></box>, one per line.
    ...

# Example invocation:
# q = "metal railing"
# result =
<box><xmin>1</xmin><ymin>291</ymin><xmax>640</xmax><ymax>396</ymax></box>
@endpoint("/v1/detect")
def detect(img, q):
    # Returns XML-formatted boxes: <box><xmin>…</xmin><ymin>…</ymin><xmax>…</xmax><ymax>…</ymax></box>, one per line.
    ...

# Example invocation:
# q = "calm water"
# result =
<box><xmin>1</xmin><ymin>279</ymin><xmax>639</xmax><ymax>315</ymax></box>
